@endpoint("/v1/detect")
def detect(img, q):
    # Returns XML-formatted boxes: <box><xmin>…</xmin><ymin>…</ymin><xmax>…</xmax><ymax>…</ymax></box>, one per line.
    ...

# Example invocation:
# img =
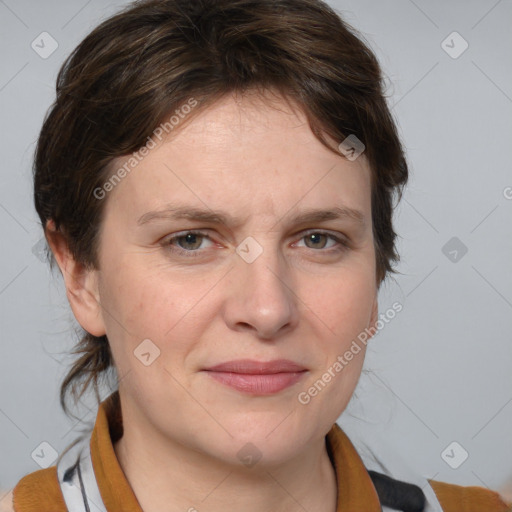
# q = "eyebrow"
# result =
<box><xmin>137</xmin><ymin>204</ymin><xmax>366</xmax><ymax>228</ymax></box>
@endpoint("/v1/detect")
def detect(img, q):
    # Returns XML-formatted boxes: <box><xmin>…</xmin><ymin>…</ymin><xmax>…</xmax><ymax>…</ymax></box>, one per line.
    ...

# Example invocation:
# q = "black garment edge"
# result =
<box><xmin>368</xmin><ymin>470</ymin><xmax>426</xmax><ymax>512</ymax></box>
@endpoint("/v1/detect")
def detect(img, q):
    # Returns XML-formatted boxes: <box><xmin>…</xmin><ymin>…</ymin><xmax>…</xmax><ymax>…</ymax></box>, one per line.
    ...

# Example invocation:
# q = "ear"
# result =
<box><xmin>45</xmin><ymin>220</ymin><xmax>106</xmax><ymax>337</ymax></box>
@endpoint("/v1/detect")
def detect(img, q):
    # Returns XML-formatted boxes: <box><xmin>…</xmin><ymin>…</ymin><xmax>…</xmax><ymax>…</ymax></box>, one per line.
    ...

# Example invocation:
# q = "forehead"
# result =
<box><xmin>103</xmin><ymin>91</ymin><xmax>372</xmax><ymax>227</ymax></box>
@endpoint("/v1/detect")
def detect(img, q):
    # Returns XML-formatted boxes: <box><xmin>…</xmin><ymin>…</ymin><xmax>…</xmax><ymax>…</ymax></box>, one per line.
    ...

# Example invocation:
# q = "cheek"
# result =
<box><xmin>302</xmin><ymin>268</ymin><xmax>376</xmax><ymax>343</ymax></box>
<box><xmin>101</xmin><ymin>261</ymin><xmax>178</xmax><ymax>334</ymax></box>
<box><xmin>325</xmin><ymin>349</ymin><xmax>366</xmax><ymax>415</ymax></box>
<box><xmin>99</xmin><ymin>262</ymin><xmax>218</xmax><ymax>366</ymax></box>
<box><xmin>96</xmin><ymin>263</ymin><xmax>166</xmax><ymax>367</ymax></box>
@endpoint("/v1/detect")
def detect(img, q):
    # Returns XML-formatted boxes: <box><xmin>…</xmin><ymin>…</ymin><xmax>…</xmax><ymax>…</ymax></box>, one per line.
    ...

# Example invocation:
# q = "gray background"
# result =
<box><xmin>1</xmin><ymin>0</ymin><xmax>511</xmax><ymax>502</ymax></box>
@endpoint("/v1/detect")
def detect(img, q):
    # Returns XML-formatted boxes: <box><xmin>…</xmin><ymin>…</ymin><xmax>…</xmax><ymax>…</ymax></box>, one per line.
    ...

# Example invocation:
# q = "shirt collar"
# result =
<box><xmin>90</xmin><ymin>391</ymin><xmax>381</xmax><ymax>511</ymax></box>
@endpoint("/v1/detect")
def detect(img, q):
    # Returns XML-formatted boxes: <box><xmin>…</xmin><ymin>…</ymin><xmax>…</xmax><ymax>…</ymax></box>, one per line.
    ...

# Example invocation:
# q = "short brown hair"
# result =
<box><xmin>34</xmin><ymin>0</ymin><xmax>408</xmax><ymax>416</ymax></box>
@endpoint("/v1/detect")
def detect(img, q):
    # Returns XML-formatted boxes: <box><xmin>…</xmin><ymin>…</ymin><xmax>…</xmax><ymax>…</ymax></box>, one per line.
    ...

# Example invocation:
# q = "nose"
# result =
<box><xmin>223</xmin><ymin>242</ymin><xmax>299</xmax><ymax>340</ymax></box>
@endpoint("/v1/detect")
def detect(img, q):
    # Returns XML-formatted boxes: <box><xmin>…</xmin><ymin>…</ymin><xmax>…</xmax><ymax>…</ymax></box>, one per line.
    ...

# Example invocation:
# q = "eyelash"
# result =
<box><xmin>162</xmin><ymin>229</ymin><xmax>350</xmax><ymax>258</ymax></box>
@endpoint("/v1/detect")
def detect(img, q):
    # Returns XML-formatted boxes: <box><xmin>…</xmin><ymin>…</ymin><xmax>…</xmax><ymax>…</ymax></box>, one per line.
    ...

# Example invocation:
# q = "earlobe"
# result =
<box><xmin>45</xmin><ymin>220</ymin><xmax>106</xmax><ymax>337</ymax></box>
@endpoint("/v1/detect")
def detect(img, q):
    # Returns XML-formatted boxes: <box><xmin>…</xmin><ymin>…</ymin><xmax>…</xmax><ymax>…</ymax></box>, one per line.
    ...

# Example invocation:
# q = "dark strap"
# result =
<box><xmin>368</xmin><ymin>470</ymin><xmax>426</xmax><ymax>512</ymax></box>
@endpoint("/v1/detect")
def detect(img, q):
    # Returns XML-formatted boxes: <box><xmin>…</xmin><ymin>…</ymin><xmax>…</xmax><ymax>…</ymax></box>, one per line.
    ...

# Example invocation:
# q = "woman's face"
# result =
<box><xmin>88</xmin><ymin>91</ymin><xmax>378</xmax><ymax>466</ymax></box>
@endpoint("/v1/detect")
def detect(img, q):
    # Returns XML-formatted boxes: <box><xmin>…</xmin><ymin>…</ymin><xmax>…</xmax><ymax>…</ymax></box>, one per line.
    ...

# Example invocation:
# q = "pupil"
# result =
<box><xmin>307</xmin><ymin>233</ymin><xmax>326</xmax><ymax>249</ymax></box>
<box><xmin>180</xmin><ymin>233</ymin><xmax>200</xmax><ymax>249</ymax></box>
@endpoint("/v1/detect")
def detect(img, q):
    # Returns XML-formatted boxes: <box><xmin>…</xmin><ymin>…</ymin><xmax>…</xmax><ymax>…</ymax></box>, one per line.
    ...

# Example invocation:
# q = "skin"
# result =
<box><xmin>48</xmin><ymin>89</ymin><xmax>379</xmax><ymax>512</ymax></box>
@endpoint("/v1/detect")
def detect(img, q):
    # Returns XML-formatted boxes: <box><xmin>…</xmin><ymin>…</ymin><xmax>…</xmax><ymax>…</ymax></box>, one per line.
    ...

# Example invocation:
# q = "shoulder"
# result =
<box><xmin>11</xmin><ymin>467</ymin><xmax>67</xmax><ymax>512</ymax></box>
<box><xmin>429</xmin><ymin>479</ymin><xmax>511</xmax><ymax>512</ymax></box>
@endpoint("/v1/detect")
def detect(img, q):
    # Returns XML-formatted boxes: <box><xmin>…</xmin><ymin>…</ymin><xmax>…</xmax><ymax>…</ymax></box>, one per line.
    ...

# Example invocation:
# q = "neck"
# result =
<box><xmin>114</xmin><ymin>415</ymin><xmax>338</xmax><ymax>512</ymax></box>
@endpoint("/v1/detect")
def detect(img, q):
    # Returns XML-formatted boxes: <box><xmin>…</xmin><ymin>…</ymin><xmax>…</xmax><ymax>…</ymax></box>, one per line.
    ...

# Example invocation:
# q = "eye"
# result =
<box><xmin>164</xmin><ymin>230</ymin><xmax>214</xmax><ymax>257</ymax></box>
<box><xmin>295</xmin><ymin>230</ymin><xmax>349</xmax><ymax>252</ymax></box>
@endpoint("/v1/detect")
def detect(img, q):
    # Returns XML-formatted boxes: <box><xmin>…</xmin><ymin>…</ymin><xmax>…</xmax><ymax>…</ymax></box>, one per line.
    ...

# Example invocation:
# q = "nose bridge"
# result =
<box><xmin>227</xmin><ymin>235</ymin><xmax>298</xmax><ymax>338</ymax></box>
<box><xmin>243</xmin><ymin>237</ymin><xmax>288</xmax><ymax>295</ymax></box>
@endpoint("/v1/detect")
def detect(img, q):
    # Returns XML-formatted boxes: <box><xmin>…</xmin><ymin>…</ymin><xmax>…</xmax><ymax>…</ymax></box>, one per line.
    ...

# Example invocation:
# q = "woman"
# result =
<box><xmin>9</xmin><ymin>0</ymin><xmax>511</xmax><ymax>510</ymax></box>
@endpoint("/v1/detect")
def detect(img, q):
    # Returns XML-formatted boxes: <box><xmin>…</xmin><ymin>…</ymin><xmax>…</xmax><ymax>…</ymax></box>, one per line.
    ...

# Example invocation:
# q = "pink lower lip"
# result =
<box><xmin>204</xmin><ymin>371</ymin><xmax>307</xmax><ymax>394</ymax></box>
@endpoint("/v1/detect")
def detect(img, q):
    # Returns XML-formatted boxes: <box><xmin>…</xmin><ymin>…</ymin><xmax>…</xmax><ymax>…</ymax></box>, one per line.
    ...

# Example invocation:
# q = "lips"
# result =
<box><xmin>202</xmin><ymin>359</ymin><xmax>308</xmax><ymax>395</ymax></box>
<box><xmin>204</xmin><ymin>359</ymin><xmax>307</xmax><ymax>374</ymax></box>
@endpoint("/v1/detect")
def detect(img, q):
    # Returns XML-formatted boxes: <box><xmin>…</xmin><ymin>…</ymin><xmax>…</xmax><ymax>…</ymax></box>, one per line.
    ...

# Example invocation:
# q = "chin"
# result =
<box><xmin>212</xmin><ymin>421</ymin><xmax>308</xmax><ymax>466</ymax></box>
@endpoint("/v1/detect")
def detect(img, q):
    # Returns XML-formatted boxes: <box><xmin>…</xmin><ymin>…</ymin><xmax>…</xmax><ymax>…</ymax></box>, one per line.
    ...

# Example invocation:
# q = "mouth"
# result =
<box><xmin>202</xmin><ymin>359</ymin><xmax>308</xmax><ymax>395</ymax></box>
